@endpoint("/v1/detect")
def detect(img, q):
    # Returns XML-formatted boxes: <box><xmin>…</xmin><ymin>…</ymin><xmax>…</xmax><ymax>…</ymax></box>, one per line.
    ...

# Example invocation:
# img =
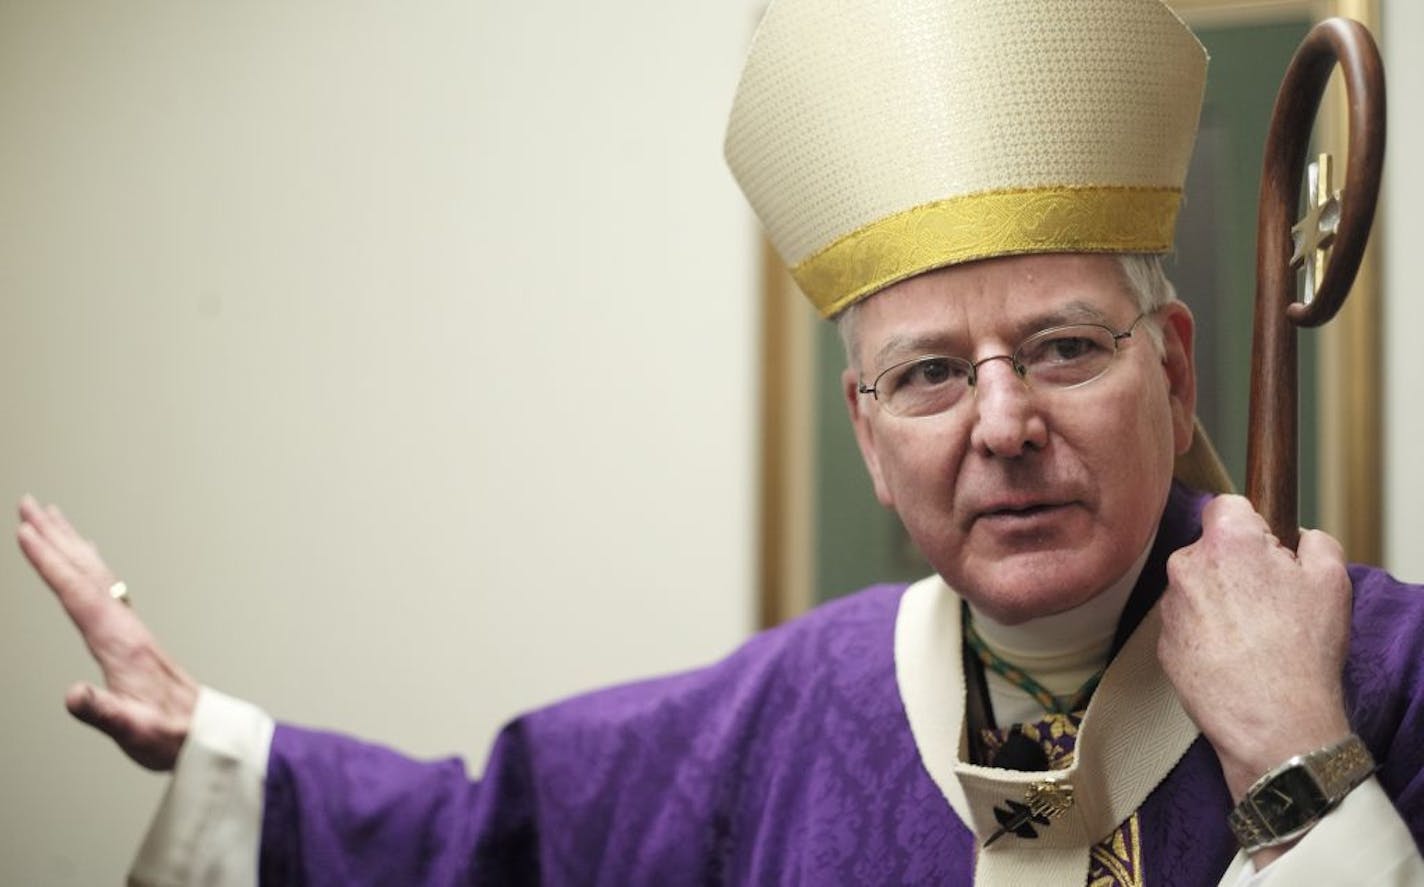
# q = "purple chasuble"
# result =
<box><xmin>259</xmin><ymin>485</ymin><xmax>1424</xmax><ymax>885</ymax></box>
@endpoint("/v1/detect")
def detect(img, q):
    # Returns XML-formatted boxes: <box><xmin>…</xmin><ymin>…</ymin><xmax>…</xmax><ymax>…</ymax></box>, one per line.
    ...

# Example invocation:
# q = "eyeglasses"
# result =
<box><xmin>857</xmin><ymin>314</ymin><xmax>1150</xmax><ymax>418</ymax></box>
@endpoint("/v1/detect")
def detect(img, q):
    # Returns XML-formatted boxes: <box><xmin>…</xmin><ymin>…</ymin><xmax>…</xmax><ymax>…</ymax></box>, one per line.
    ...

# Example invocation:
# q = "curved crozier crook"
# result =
<box><xmin>1247</xmin><ymin>18</ymin><xmax>1386</xmax><ymax>549</ymax></box>
<box><xmin>1278</xmin><ymin>20</ymin><xmax>1387</xmax><ymax>327</ymax></box>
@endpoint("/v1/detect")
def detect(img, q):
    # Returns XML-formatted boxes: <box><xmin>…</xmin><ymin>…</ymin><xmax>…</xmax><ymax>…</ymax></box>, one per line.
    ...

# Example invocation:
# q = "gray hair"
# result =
<box><xmin>837</xmin><ymin>253</ymin><xmax>1178</xmax><ymax>369</ymax></box>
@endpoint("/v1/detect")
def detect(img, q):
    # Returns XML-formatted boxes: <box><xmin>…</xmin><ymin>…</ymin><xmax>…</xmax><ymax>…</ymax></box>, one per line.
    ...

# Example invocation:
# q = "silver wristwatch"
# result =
<box><xmin>1227</xmin><ymin>734</ymin><xmax>1377</xmax><ymax>852</ymax></box>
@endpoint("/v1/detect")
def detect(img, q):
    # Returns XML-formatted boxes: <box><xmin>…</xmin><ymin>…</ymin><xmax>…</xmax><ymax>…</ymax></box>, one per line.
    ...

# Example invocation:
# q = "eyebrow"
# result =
<box><xmin>869</xmin><ymin>300</ymin><xmax>1115</xmax><ymax>370</ymax></box>
<box><xmin>1028</xmin><ymin>300</ymin><xmax>1113</xmax><ymax>329</ymax></box>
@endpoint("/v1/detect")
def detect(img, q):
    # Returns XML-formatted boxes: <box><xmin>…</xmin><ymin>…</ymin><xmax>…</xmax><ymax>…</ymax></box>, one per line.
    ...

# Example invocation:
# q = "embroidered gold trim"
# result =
<box><xmin>1089</xmin><ymin>812</ymin><xmax>1144</xmax><ymax>887</ymax></box>
<box><xmin>790</xmin><ymin>186</ymin><xmax>1182</xmax><ymax>318</ymax></box>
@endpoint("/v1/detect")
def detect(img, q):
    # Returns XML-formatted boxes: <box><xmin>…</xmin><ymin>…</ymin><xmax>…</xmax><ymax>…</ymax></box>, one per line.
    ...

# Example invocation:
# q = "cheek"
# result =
<box><xmin>876</xmin><ymin>423</ymin><xmax>966</xmax><ymax>508</ymax></box>
<box><xmin>1093</xmin><ymin>386</ymin><xmax>1178</xmax><ymax>509</ymax></box>
<box><xmin>1138</xmin><ymin>383</ymin><xmax>1180</xmax><ymax>468</ymax></box>
<box><xmin>1062</xmin><ymin>381</ymin><xmax>1175</xmax><ymax>489</ymax></box>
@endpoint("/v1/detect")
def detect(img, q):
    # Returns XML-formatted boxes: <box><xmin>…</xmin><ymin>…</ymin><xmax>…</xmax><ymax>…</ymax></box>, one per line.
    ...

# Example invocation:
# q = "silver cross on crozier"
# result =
<box><xmin>1289</xmin><ymin>152</ymin><xmax>1342</xmax><ymax>304</ymax></box>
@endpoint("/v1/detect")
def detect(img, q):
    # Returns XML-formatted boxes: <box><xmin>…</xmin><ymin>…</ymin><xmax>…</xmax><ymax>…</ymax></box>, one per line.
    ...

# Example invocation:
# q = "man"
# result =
<box><xmin>17</xmin><ymin>0</ymin><xmax>1424</xmax><ymax>884</ymax></box>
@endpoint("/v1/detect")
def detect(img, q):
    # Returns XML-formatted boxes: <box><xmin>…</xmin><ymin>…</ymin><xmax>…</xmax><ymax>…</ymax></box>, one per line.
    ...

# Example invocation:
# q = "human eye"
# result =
<box><xmin>1019</xmin><ymin>326</ymin><xmax>1114</xmax><ymax>384</ymax></box>
<box><xmin>892</xmin><ymin>357</ymin><xmax>967</xmax><ymax>391</ymax></box>
<box><xmin>880</xmin><ymin>356</ymin><xmax>970</xmax><ymax>416</ymax></box>
<box><xmin>1044</xmin><ymin>335</ymin><xmax>1100</xmax><ymax>361</ymax></box>
<box><xmin>1022</xmin><ymin>328</ymin><xmax>1109</xmax><ymax>365</ymax></box>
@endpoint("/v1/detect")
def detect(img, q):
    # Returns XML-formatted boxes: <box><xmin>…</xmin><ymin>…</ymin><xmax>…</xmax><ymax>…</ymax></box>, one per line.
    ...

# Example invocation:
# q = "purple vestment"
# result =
<box><xmin>258</xmin><ymin>487</ymin><xmax>1424</xmax><ymax>885</ymax></box>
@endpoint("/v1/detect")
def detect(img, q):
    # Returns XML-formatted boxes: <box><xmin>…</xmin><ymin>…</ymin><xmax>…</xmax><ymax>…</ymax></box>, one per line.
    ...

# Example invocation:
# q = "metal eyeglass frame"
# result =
<box><xmin>857</xmin><ymin>313</ymin><xmax>1150</xmax><ymax>418</ymax></box>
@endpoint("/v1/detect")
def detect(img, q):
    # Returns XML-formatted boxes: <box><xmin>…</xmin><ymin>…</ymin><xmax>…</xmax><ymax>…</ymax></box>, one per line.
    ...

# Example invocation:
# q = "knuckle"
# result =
<box><xmin>1216</xmin><ymin>493</ymin><xmax>1248</xmax><ymax>511</ymax></box>
<box><xmin>1165</xmin><ymin>548</ymin><xmax>1193</xmax><ymax>585</ymax></box>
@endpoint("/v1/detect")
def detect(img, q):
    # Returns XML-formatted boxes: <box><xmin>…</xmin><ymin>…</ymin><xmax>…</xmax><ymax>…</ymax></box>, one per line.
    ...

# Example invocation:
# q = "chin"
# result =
<box><xmin>942</xmin><ymin>550</ymin><xmax>1113</xmax><ymax>624</ymax></box>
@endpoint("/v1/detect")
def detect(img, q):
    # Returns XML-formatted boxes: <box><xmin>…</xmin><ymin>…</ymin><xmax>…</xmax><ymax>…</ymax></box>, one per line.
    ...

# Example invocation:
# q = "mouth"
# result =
<box><xmin>973</xmin><ymin>499</ymin><xmax>1076</xmax><ymax>524</ymax></box>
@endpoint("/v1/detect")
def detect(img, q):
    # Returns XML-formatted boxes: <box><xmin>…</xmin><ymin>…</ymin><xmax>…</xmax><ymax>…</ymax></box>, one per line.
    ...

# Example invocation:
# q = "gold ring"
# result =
<box><xmin>109</xmin><ymin>581</ymin><xmax>131</xmax><ymax>607</ymax></box>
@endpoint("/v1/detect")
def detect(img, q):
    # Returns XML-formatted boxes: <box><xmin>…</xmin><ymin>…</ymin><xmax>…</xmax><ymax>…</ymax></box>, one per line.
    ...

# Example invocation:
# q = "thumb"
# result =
<box><xmin>64</xmin><ymin>682</ymin><xmax>185</xmax><ymax>771</ymax></box>
<box><xmin>65</xmin><ymin>682</ymin><xmax>136</xmax><ymax>744</ymax></box>
<box><xmin>1296</xmin><ymin>526</ymin><xmax>1347</xmax><ymax>568</ymax></box>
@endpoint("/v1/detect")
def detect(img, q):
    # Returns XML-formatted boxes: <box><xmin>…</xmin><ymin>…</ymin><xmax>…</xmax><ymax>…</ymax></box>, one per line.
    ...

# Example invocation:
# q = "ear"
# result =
<box><xmin>843</xmin><ymin>366</ymin><xmax>896</xmax><ymax>507</ymax></box>
<box><xmin>1157</xmin><ymin>301</ymin><xmax>1197</xmax><ymax>456</ymax></box>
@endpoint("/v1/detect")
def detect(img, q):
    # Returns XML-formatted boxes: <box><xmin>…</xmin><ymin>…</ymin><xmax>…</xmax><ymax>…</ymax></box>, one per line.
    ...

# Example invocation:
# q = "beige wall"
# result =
<box><xmin>0</xmin><ymin>2</ymin><xmax>764</xmax><ymax>882</ymax></box>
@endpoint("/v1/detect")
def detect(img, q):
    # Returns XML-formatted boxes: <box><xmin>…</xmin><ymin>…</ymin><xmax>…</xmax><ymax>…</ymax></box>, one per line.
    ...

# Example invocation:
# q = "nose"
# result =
<box><xmin>967</xmin><ymin>358</ymin><xmax>1048</xmax><ymax>458</ymax></box>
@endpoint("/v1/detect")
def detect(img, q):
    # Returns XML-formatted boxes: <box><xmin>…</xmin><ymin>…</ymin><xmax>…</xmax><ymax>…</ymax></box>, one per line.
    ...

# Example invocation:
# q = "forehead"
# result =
<box><xmin>852</xmin><ymin>254</ymin><xmax>1138</xmax><ymax>365</ymax></box>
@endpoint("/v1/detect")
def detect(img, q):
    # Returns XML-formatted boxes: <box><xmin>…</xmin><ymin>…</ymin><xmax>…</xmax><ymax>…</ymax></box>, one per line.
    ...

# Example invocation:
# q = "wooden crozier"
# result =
<box><xmin>1248</xmin><ymin>18</ymin><xmax>1385</xmax><ymax>549</ymax></box>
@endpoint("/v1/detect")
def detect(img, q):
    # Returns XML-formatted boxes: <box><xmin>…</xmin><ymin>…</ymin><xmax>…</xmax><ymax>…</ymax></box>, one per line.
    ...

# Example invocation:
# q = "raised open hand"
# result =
<box><xmin>16</xmin><ymin>495</ymin><xmax>197</xmax><ymax>771</ymax></box>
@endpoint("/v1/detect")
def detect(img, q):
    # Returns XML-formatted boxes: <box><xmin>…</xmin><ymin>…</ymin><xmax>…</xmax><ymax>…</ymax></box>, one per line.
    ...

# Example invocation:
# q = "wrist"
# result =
<box><xmin>1214</xmin><ymin>709</ymin><xmax>1351</xmax><ymax>802</ymax></box>
<box><xmin>1227</xmin><ymin>733</ymin><xmax>1377</xmax><ymax>855</ymax></box>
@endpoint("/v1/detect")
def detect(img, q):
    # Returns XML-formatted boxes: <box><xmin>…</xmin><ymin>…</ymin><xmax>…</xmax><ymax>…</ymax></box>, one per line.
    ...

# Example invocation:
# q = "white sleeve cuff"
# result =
<box><xmin>127</xmin><ymin>687</ymin><xmax>275</xmax><ymax>887</ymax></box>
<box><xmin>1222</xmin><ymin>777</ymin><xmax>1424</xmax><ymax>886</ymax></box>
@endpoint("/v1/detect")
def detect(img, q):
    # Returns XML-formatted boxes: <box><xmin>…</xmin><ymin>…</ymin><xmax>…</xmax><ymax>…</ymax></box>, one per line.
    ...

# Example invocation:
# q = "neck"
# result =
<box><xmin>968</xmin><ymin>542</ymin><xmax>1152</xmax><ymax>718</ymax></box>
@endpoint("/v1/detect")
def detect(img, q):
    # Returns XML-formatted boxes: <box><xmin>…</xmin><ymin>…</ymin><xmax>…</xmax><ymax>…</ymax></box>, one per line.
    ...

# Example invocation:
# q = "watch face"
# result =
<box><xmin>1253</xmin><ymin>768</ymin><xmax>1329</xmax><ymax>835</ymax></box>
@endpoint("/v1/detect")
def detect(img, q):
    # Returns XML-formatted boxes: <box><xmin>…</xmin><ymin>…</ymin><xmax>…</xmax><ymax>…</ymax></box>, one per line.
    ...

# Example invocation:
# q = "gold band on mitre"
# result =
<box><xmin>793</xmin><ymin>185</ymin><xmax>1183</xmax><ymax>318</ymax></box>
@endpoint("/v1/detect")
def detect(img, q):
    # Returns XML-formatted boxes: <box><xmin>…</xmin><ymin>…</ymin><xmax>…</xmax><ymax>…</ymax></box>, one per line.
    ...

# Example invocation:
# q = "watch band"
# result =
<box><xmin>1228</xmin><ymin>734</ymin><xmax>1377</xmax><ymax>853</ymax></box>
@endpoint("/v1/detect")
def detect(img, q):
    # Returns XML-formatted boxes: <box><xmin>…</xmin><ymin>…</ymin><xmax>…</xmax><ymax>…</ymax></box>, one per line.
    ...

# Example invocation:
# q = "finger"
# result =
<box><xmin>1199</xmin><ymin>498</ymin><xmax>1297</xmax><ymax>565</ymax></box>
<box><xmin>17</xmin><ymin>522</ymin><xmax>141</xmax><ymax>657</ymax></box>
<box><xmin>1297</xmin><ymin>529</ymin><xmax>1351</xmax><ymax>600</ymax></box>
<box><xmin>1163</xmin><ymin>546</ymin><xmax>1215</xmax><ymax>616</ymax></box>
<box><xmin>64</xmin><ymin>681</ymin><xmax>183</xmax><ymax>772</ymax></box>
<box><xmin>1163</xmin><ymin>546</ymin><xmax>1192</xmax><ymax>591</ymax></box>
<box><xmin>17</xmin><ymin>498</ymin><xmax>121</xmax><ymax>600</ymax></box>
<box><xmin>1198</xmin><ymin>493</ymin><xmax>1248</xmax><ymax>525</ymax></box>
<box><xmin>17</xmin><ymin>521</ymin><xmax>93</xmax><ymax>609</ymax></box>
<box><xmin>1296</xmin><ymin>527</ymin><xmax>1347</xmax><ymax>567</ymax></box>
<box><xmin>1201</xmin><ymin>494</ymin><xmax>1269</xmax><ymax>535</ymax></box>
<box><xmin>44</xmin><ymin>503</ymin><xmax>106</xmax><ymax>571</ymax></box>
<box><xmin>45</xmin><ymin>503</ymin><xmax>105</xmax><ymax>566</ymax></box>
<box><xmin>44</xmin><ymin>502</ymin><xmax>80</xmax><ymax>536</ymax></box>
<box><xmin>18</xmin><ymin>499</ymin><xmax>117</xmax><ymax>588</ymax></box>
<box><xmin>19</xmin><ymin>496</ymin><xmax>82</xmax><ymax>554</ymax></box>
<box><xmin>17</xmin><ymin>492</ymin><xmax>44</xmax><ymax>521</ymax></box>
<box><xmin>65</xmin><ymin>682</ymin><xmax>133</xmax><ymax>740</ymax></box>
<box><xmin>66</xmin><ymin>684</ymin><xmax>146</xmax><ymax>762</ymax></box>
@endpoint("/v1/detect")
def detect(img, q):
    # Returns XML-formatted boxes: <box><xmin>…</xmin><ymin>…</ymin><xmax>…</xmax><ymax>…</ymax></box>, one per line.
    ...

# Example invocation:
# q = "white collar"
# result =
<box><xmin>893</xmin><ymin>572</ymin><xmax>1198</xmax><ymax>882</ymax></box>
<box><xmin>967</xmin><ymin>541</ymin><xmax>1153</xmax><ymax>672</ymax></box>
